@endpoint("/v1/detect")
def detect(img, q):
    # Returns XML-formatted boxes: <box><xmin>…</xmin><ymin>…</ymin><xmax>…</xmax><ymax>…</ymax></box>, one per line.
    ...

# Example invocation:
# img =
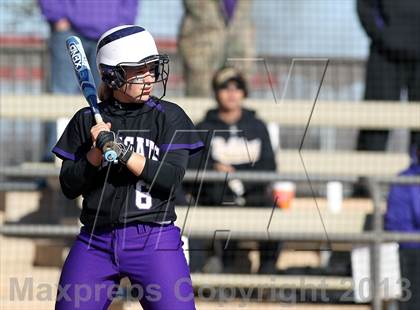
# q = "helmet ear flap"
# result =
<box><xmin>113</xmin><ymin>69</ymin><xmax>125</xmax><ymax>89</ymax></box>
<box><xmin>102</xmin><ymin>68</ymin><xmax>125</xmax><ymax>90</ymax></box>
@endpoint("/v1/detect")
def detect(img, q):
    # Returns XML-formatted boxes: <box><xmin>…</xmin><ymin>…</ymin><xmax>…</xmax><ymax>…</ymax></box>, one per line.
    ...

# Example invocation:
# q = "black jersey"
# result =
<box><xmin>52</xmin><ymin>97</ymin><xmax>203</xmax><ymax>229</ymax></box>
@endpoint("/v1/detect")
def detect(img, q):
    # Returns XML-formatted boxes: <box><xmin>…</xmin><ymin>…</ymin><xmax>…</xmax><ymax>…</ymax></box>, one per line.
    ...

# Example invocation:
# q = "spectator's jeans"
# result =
<box><xmin>49</xmin><ymin>29</ymin><xmax>101</xmax><ymax>93</ymax></box>
<box><xmin>44</xmin><ymin>29</ymin><xmax>101</xmax><ymax>161</ymax></box>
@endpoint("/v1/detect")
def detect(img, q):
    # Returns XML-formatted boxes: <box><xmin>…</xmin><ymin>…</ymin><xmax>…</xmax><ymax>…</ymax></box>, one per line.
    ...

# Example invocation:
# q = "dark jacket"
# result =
<box><xmin>188</xmin><ymin>108</ymin><xmax>276</xmax><ymax>206</ymax></box>
<box><xmin>357</xmin><ymin>0</ymin><xmax>420</xmax><ymax>60</ymax></box>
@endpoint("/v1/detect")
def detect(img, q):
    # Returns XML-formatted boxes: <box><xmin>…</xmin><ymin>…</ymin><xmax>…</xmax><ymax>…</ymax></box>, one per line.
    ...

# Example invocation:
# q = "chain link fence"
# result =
<box><xmin>1</xmin><ymin>1</ymin><xmax>420</xmax><ymax>309</ymax></box>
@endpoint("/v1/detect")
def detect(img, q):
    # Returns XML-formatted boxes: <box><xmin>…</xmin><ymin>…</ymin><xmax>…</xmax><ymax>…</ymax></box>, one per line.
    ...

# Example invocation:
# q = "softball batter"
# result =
<box><xmin>52</xmin><ymin>25</ymin><xmax>203</xmax><ymax>309</ymax></box>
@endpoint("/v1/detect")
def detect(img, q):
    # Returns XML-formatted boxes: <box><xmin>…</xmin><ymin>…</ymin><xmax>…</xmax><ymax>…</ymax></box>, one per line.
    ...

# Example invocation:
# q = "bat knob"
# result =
<box><xmin>104</xmin><ymin>149</ymin><xmax>118</xmax><ymax>162</ymax></box>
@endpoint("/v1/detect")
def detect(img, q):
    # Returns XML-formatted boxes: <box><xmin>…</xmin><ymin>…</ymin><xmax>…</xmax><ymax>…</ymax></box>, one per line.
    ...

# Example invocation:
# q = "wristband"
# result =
<box><xmin>118</xmin><ymin>143</ymin><xmax>134</xmax><ymax>165</ymax></box>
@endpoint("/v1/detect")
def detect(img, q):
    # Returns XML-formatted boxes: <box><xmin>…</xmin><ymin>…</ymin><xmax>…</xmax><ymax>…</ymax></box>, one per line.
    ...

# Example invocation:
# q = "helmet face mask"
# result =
<box><xmin>96</xmin><ymin>25</ymin><xmax>169</xmax><ymax>101</ymax></box>
<box><xmin>100</xmin><ymin>54</ymin><xmax>169</xmax><ymax>100</ymax></box>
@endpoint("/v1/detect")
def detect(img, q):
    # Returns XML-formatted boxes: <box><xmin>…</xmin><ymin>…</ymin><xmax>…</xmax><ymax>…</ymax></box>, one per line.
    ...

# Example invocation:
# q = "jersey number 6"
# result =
<box><xmin>135</xmin><ymin>181</ymin><xmax>153</xmax><ymax>209</ymax></box>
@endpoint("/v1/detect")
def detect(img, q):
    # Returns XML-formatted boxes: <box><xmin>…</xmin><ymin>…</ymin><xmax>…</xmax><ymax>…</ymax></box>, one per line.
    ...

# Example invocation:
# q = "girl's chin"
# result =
<box><xmin>137</xmin><ymin>94</ymin><xmax>151</xmax><ymax>102</ymax></box>
<box><xmin>127</xmin><ymin>95</ymin><xmax>150</xmax><ymax>104</ymax></box>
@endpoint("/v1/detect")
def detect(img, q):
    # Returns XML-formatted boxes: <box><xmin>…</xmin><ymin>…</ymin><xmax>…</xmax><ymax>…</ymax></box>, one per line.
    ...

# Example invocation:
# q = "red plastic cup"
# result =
<box><xmin>272</xmin><ymin>182</ymin><xmax>296</xmax><ymax>209</ymax></box>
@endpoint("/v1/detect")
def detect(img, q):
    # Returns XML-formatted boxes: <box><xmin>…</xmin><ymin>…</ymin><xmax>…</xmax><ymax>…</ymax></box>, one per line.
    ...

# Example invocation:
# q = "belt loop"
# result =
<box><xmin>136</xmin><ymin>223</ymin><xmax>141</xmax><ymax>234</ymax></box>
<box><xmin>137</xmin><ymin>223</ymin><xmax>148</xmax><ymax>234</ymax></box>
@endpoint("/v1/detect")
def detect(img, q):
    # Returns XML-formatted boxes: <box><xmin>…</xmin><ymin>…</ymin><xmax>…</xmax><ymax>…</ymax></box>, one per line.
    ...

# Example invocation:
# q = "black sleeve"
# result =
<box><xmin>182</xmin><ymin>122</ymin><xmax>215</xmax><ymax>205</ymax></box>
<box><xmin>139</xmin><ymin>149</ymin><xmax>189</xmax><ymax>193</ymax></box>
<box><xmin>357</xmin><ymin>0</ymin><xmax>386</xmax><ymax>45</ymax></box>
<box><xmin>52</xmin><ymin>109</ymin><xmax>98</xmax><ymax>199</ymax></box>
<box><xmin>160</xmin><ymin>104</ymin><xmax>204</xmax><ymax>155</ymax></box>
<box><xmin>187</xmin><ymin>123</ymin><xmax>215</xmax><ymax>171</ymax></box>
<box><xmin>52</xmin><ymin>108</ymin><xmax>92</xmax><ymax>161</ymax></box>
<box><xmin>59</xmin><ymin>155</ymin><xmax>100</xmax><ymax>199</ymax></box>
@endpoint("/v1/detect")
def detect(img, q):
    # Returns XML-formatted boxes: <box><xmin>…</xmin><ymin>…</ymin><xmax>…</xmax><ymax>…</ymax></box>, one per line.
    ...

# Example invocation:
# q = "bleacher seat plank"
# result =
<box><xmin>2</xmin><ymin>95</ymin><xmax>420</xmax><ymax>129</ymax></box>
<box><xmin>191</xmin><ymin>273</ymin><xmax>352</xmax><ymax>291</ymax></box>
<box><xmin>174</xmin><ymin>204</ymin><xmax>369</xmax><ymax>235</ymax></box>
<box><xmin>0</xmin><ymin>149</ymin><xmax>410</xmax><ymax>180</ymax></box>
<box><xmin>277</xmin><ymin>150</ymin><xmax>409</xmax><ymax>176</ymax></box>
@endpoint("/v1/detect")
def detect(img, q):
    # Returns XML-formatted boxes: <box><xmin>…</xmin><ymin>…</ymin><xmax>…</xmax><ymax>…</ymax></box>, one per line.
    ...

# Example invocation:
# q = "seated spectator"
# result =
<box><xmin>385</xmin><ymin>140</ymin><xmax>420</xmax><ymax>310</ymax></box>
<box><xmin>187</xmin><ymin>67</ymin><xmax>281</xmax><ymax>274</ymax></box>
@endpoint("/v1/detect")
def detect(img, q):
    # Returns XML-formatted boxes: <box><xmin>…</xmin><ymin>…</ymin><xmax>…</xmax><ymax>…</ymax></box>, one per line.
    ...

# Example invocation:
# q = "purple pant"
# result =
<box><xmin>55</xmin><ymin>222</ymin><xmax>196</xmax><ymax>309</ymax></box>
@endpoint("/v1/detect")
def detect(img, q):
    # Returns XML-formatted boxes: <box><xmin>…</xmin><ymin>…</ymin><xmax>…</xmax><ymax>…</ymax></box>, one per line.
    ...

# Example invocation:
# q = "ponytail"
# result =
<box><xmin>98</xmin><ymin>82</ymin><xmax>114</xmax><ymax>102</ymax></box>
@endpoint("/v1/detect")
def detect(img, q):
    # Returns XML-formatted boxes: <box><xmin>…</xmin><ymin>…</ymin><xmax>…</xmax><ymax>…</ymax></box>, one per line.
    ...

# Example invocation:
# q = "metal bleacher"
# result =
<box><xmin>1</xmin><ymin>95</ymin><xmax>420</xmax><ymax>309</ymax></box>
<box><xmin>1</xmin><ymin>95</ymin><xmax>419</xmax><ymax>176</ymax></box>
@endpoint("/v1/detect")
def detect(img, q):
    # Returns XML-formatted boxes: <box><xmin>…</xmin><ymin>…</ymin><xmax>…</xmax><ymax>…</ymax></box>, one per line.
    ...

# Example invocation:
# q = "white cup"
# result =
<box><xmin>327</xmin><ymin>181</ymin><xmax>343</xmax><ymax>214</ymax></box>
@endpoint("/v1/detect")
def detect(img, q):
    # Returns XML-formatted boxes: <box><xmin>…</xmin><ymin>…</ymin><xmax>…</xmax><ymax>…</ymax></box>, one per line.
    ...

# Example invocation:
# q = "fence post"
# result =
<box><xmin>367</xmin><ymin>178</ymin><xmax>383</xmax><ymax>310</ymax></box>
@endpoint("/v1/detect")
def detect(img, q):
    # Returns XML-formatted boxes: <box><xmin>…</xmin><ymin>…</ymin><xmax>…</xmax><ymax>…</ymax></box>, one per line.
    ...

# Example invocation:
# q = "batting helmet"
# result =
<box><xmin>96</xmin><ymin>25</ymin><xmax>169</xmax><ymax>98</ymax></box>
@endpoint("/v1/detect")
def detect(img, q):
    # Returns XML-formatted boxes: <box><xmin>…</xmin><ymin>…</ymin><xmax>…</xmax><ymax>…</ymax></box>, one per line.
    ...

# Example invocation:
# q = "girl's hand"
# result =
<box><xmin>87</xmin><ymin>122</ymin><xmax>111</xmax><ymax>167</ymax></box>
<box><xmin>91</xmin><ymin>122</ymin><xmax>111</xmax><ymax>147</ymax></box>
